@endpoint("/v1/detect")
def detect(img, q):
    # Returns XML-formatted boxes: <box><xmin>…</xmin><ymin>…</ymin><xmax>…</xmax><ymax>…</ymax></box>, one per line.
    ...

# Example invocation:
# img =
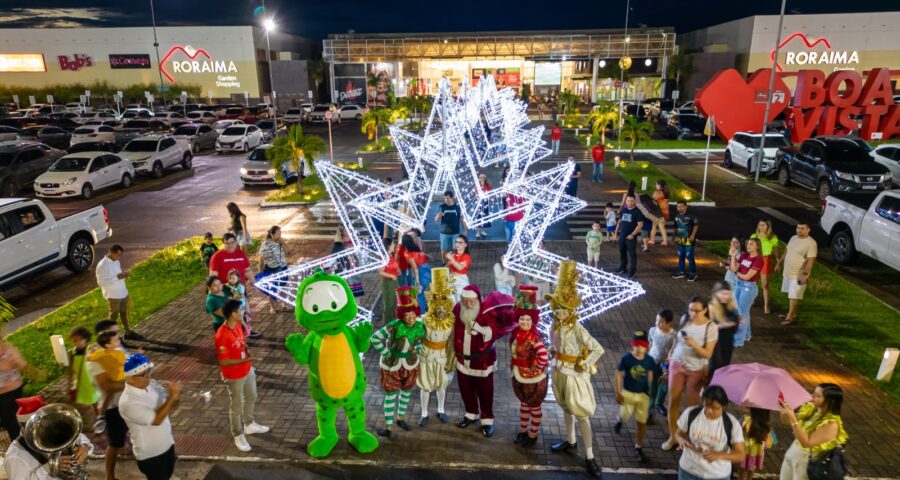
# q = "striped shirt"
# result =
<box><xmin>260</xmin><ymin>239</ymin><xmax>287</xmax><ymax>269</ymax></box>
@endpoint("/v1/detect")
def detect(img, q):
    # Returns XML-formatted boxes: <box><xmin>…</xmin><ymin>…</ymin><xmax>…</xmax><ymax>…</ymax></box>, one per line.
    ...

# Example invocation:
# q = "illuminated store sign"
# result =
<box><xmin>58</xmin><ymin>54</ymin><xmax>93</xmax><ymax>72</ymax></box>
<box><xmin>159</xmin><ymin>45</ymin><xmax>239</xmax><ymax>85</ymax></box>
<box><xmin>109</xmin><ymin>54</ymin><xmax>152</xmax><ymax>69</ymax></box>
<box><xmin>0</xmin><ymin>53</ymin><xmax>46</xmax><ymax>72</ymax></box>
<box><xmin>770</xmin><ymin>33</ymin><xmax>860</xmax><ymax>71</ymax></box>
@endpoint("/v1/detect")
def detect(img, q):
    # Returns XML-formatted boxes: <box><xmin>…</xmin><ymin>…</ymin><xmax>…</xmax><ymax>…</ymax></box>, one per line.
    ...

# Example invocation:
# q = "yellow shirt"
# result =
<box><xmin>796</xmin><ymin>403</ymin><xmax>848</xmax><ymax>458</ymax></box>
<box><xmin>87</xmin><ymin>348</ymin><xmax>125</xmax><ymax>382</ymax></box>
<box><xmin>750</xmin><ymin>233</ymin><xmax>780</xmax><ymax>257</ymax></box>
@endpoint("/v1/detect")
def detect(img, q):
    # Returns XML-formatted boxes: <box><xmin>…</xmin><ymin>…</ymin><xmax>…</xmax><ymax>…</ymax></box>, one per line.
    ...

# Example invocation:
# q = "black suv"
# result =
<box><xmin>0</xmin><ymin>142</ymin><xmax>66</xmax><ymax>196</ymax></box>
<box><xmin>775</xmin><ymin>136</ymin><xmax>892</xmax><ymax>199</ymax></box>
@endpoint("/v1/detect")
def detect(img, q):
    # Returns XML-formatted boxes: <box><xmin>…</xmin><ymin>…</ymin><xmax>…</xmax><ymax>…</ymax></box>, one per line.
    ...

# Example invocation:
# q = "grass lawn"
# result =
<box><xmin>357</xmin><ymin>136</ymin><xmax>395</xmax><ymax>153</ymax></box>
<box><xmin>705</xmin><ymin>240</ymin><xmax>900</xmax><ymax>405</ymax></box>
<box><xmin>264</xmin><ymin>159</ymin><xmax>371</xmax><ymax>204</ymax></box>
<box><xmin>6</xmin><ymin>236</ymin><xmax>235</xmax><ymax>395</ymax></box>
<box><xmin>576</xmin><ymin>133</ymin><xmax>727</xmax><ymax>150</ymax></box>
<box><xmin>614</xmin><ymin>160</ymin><xmax>702</xmax><ymax>202</ymax></box>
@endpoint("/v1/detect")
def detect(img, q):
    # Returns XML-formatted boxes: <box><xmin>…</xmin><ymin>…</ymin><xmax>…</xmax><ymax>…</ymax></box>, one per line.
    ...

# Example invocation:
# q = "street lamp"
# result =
<box><xmin>263</xmin><ymin>17</ymin><xmax>277</xmax><ymax>117</ymax></box>
<box><xmin>149</xmin><ymin>0</ymin><xmax>166</xmax><ymax>106</ymax></box>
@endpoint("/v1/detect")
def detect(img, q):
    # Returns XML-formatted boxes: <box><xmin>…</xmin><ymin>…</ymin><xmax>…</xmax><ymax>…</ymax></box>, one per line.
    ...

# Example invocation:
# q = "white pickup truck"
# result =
<box><xmin>820</xmin><ymin>189</ymin><xmax>900</xmax><ymax>270</ymax></box>
<box><xmin>0</xmin><ymin>198</ymin><xmax>111</xmax><ymax>289</ymax></box>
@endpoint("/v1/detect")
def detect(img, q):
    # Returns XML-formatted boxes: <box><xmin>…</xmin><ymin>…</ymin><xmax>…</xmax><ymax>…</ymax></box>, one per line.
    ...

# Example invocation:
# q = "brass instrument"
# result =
<box><xmin>23</xmin><ymin>404</ymin><xmax>88</xmax><ymax>480</ymax></box>
<box><xmin>152</xmin><ymin>380</ymin><xmax>213</xmax><ymax>405</ymax></box>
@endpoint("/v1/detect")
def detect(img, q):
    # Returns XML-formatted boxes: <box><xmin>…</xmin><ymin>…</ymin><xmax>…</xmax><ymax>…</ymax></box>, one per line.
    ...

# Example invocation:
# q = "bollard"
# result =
<box><xmin>358</xmin><ymin>156</ymin><xmax>363</xmax><ymax>168</ymax></box>
<box><xmin>641</xmin><ymin>176</ymin><xmax>648</xmax><ymax>191</ymax></box>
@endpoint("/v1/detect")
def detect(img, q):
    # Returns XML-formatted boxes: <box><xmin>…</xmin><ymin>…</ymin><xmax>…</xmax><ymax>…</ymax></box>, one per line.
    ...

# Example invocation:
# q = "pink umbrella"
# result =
<box><xmin>709</xmin><ymin>363</ymin><xmax>812</xmax><ymax>411</ymax></box>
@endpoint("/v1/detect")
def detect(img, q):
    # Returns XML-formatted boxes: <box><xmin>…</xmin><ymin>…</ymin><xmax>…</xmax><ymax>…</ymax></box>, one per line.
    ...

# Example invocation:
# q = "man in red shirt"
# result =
<box><xmin>591</xmin><ymin>143</ymin><xmax>605</xmax><ymax>182</ymax></box>
<box><xmin>209</xmin><ymin>232</ymin><xmax>254</xmax><ymax>287</ymax></box>
<box><xmin>550</xmin><ymin>124</ymin><xmax>562</xmax><ymax>155</ymax></box>
<box><xmin>215</xmin><ymin>299</ymin><xmax>269</xmax><ymax>453</ymax></box>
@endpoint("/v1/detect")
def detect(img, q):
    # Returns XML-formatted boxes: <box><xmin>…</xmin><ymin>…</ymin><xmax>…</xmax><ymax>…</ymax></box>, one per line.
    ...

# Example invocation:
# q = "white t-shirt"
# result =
<box><xmin>4</xmin><ymin>434</ymin><xmax>92</xmax><ymax>480</ymax></box>
<box><xmin>119</xmin><ymin>383</ymin><xmax>175</xmax><ymax>460</ymax></box>
<box><xmin>784</xmin><ymin>235</ymin><xmax>817</xmax><ymax>279</ymax></box>
<box><xmin>677</xmin><ymin>408</ymin><xmax>744</xmax><ymax>479</ymax></box>
<box><xmin>96</xmin><ymin>256</ymin><xmax>128</xmax><ymax>299</ymax></box>
<box><xmin>672</xmin><ymin>321</ymin><xmax>717</xmax><ymax>372</ymax></box>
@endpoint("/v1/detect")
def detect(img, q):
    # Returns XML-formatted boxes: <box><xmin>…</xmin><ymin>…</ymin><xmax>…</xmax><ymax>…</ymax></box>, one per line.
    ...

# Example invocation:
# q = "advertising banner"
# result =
<box><xmin>367</xmin><ymin>63</ymin><xmax>394</xmax><ymax>107</ymax></box>
<box><xmin>471</xmin><ymin>68</ymin><xmax>521</xmax><ymax>88</ymax></box>
<box><xmin>534</xmin><ymin>63</ymin><xmax>562</xmax><ymax>85</ymax></box>
<box><xmin>109</xmin><ymin>54</ymin><xmax>152</xmax><ymax>69</ymax></box>
<box><xmin>0</xmin><ymin>53</ymin><xmax>46</xmax><ymax>72</ymax></box>
<box><xmin>335</xmin><ymin>77</ymin><xmax>367</xmax><ymax>105</ymax></box>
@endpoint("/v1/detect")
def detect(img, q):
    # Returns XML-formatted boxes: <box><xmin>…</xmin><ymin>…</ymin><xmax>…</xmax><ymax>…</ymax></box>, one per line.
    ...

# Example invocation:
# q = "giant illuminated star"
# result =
<box><xmin>257</xmin><ymin>76</ymin><xmax>644</xmax><ymax>325</ymax></box>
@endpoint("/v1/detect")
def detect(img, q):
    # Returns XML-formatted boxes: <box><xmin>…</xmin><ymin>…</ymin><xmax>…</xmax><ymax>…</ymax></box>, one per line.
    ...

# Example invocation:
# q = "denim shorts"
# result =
<box><xmin>439</xmin><ymin>233</ymin><xmax>457</xmax><ymax>251</ymax></box>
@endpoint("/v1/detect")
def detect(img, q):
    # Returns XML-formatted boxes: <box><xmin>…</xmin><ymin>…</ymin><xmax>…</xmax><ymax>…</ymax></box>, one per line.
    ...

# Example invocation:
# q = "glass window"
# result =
<box><xmin>89</xmin><ymin>157</ymin><xmax>106</xmax><ymax>172</ymax></box>
<box><xmin>18</xmin><ymin>149</ymin><xmax>42</xmax><ymax>163</ymax></box>
<box><xmin>13</xmin><ymin>205</ymin><xmax>45</xmax><ymax>230</ymax></box>
<box><xmin>104</xmin><ymin>155</ymin><xmax>120</xmax><ymax>165</ymax></box>
<box><xmin>875</xmin><ymin>196</ymin><xmax>900</xmax><ymax>226</ymax></box>
<box><xmin>160</xmin><ymin>138</ymin><xmax>176</xmax><ymax>149</ymax></box>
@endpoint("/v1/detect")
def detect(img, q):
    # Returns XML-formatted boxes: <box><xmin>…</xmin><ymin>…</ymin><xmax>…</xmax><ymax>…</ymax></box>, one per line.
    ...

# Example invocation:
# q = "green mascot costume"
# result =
<box><xmin>285</xmin><ymin>269</ymin><xmax>379</xmax><ymax>457</ymax></box>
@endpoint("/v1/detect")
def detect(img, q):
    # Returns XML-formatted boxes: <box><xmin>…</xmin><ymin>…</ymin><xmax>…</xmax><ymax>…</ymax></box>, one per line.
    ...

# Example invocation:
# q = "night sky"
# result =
<box><xmin>0</xmin><ymin>0</ymin><xmax>893</xmax><ymax>40</ymax></box>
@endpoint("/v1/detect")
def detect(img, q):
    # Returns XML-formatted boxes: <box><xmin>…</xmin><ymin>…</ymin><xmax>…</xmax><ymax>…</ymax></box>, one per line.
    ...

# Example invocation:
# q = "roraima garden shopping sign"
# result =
<box><xmin>695</xmin><ymin>67</ymin><xmax>898</xmax><ymax>143</ymax></box>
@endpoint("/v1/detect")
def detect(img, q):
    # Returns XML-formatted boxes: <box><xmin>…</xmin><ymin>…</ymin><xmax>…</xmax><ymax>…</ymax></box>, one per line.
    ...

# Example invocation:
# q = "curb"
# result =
<box><xmin>259</xmin><ymin>200</ymin><xmax>317</xmax><ymax>208</ymax></box>
<box><xmin>607</xmin><ymin>148</ymin><xmax>727</xmax><ymax>154</ymax></box>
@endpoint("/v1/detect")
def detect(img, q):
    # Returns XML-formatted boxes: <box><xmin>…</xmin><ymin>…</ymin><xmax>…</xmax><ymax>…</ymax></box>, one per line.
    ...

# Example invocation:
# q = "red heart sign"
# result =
<box><xmin>695</xmin><ymin>68</ymin><xmax>790</xmax><ymax>141</ymax></box>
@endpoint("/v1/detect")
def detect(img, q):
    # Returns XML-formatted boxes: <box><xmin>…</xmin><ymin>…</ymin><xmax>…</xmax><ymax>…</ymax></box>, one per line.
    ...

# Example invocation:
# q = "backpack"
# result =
<box><xmin>687</xmin><ymin>406</ymin><xmax>734</xmax><ymax>451</ymax></box>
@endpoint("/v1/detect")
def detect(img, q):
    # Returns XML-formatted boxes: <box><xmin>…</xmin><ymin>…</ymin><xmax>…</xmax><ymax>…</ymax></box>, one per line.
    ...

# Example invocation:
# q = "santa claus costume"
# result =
<box><xmin>453</xmin><ymin>284</ymin><xmax>517</xmax><ymax>438</ymax></box>
<box><xmin>509</xmin><ymin>285</ymin><xmax>548</xmax><ymax>447</ymax></box>
<box><xmin>371</xmin><ymin>286</ymin><xmax>426</xmax><ymax>438</ymax></box>
<box><xmin>416</xmin><ymin>267</ymin><xmax>455</xmax><ymax>426</ymax></box>
<box><xmin>547</xmin><ymin>261</ymin><xmax>606</xmax><ymax>478</ymax></box>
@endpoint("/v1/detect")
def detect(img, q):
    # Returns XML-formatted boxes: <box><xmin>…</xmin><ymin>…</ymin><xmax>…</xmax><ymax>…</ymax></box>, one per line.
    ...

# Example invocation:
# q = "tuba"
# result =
<box><xmin>23</xmin><ymin>403</ymin><xmax>88</xmax><ymax>480</ymax></box>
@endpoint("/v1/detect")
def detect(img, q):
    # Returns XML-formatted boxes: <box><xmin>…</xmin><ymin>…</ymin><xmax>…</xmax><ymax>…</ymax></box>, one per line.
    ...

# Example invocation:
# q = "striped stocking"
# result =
<box><xmin>529</xmin><ymin>406</ymin><xmax>543</xmax><ymax>436</ymax></box>
<box><xmin>519</xmin><ymin>403</ymin><xmax>530</xmax><ymax>432</ymax></box>
<box><xmin>397</xmin><ymin>390</ymin><xmax>411</xmax><ymax>419</ymax></box>
<box><xmin>383</xmin><ymin>392</ymin><xmax>398</xmax><ymax>428</ymax></box>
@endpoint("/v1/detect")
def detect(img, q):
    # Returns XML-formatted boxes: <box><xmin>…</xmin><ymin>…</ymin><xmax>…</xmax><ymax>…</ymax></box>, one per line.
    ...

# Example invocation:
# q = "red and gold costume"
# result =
<box><xmin>509</xmin><ymin>285</ymin><xmax>548</xmax><ymax>443</ymax></box>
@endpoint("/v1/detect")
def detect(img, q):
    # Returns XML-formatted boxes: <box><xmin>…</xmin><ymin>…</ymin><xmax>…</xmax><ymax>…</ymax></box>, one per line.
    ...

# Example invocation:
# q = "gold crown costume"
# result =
<box><xmin>415</xmin><ymin>267</ymin><xmax>456</xmax><ymax>425</ymax></box>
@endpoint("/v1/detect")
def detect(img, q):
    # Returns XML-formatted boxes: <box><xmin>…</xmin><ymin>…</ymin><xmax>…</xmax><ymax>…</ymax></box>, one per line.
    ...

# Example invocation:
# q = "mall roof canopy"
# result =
<box><xmin>324</xmin><ymin>28</ymin><xmax>676</xmax><ymax>63</ymax></box>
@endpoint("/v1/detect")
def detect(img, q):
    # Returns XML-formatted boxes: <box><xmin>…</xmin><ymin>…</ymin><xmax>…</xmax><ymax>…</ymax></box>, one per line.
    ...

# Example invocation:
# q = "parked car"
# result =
<box><xmin>240</xmin><ymin>144</ymin><xmax>297</xmax><ymax>187</ymax></box>
<box><xmin>186</xmin><ymin>111</ymin><xmax>217</xmax><ymax>125</ymax></box>
<box><xmin>16</xmin><ymin>127</ymin><xmax>72</xmax><ymax>149</ymax></box>
<box><xmin>211</xmin><ymin>119</ymin><xmax>244</xmax><ymax>135</ymax></box>
<box><xmin>119</xmin><ymin>135</ymin><xmax>192</xmax><ymax>178</ymax></box>
<box><xmin>81</xmin><ymin>110</ymin><xmax>120</xmax><ymax>122</ymax></box>
<box><xmin>283</xmin><ymin>108</ymin><xmax>304</xmax><ymax>124</ymax></box>
<box><xmin>115</xmin><ymin>120</ymin><xmax>170</xmax><ymax>145</ymax></box>
<box><xmin>70</xmin><ymin>125</ymin><xmax>118</xmax><ymax>145</ymax></box>
<box><xmin>172</xmin><ymin>123</ymin><xmax>218</xmax><ymax>153</ymax></box>
<box><xmin>870</xmin><ymin>144</ymin><xmax>900</xmax><ymax>187</ymax></box>
<box><xmin>0</xmin><ymin>198</ymin><xmax>111</xmax><ymax>288</ymax></box>
<box><xmin>48</xmin><ymin>112</ymin><xmax>83</xmax><ymax>124</ymax></box>
<box><xmin>0</xmin><ymin>126</ymin><xmax>18</xmax><ymax>142</ymax></box>
<box><xmin>155</xmin><ymin>112</ymin><xmax>186</xmax><ymax>125</ymax></box>
<box><xmin>300</xmin><ymin>103</ymin><xmax>314</xmax><ymax>114</ymax></box>
<box><xmin>256</xmin><ymin>119</ymin><xmax>286</xmax><ymax>142</ymax></box>
<box><xmin>820</xmin><ymin>189</ymin><xmax>900</xmax><ymax>270</ymax></box>
<box><xmin>216</xmin><ymin>125</ymin><xmax>264</xmax><ymax>153</ymax></box>
<box><xmin>337</xmin><ymin>105</ymin><xmax>365</xmax><ymax>120</ymax></box>
<box><xmin>35</xmin><ymin>152</ymin><xmax>135</xmax><ymax>199</ymax></box>
<box><xmin>242</xmin><ymin>106</ymin><xmax>269</xmax><ymax>123</ymax></box>
<box><xmin>120</xmin><ymin>108</ymin><xmax>154</xmax><ymax>120</ymax></box>
<box><xmin>35</xmin><ymin>105</ymin><xmax>67</xmax><ymax>117</ymax></box>
<box><xmin>0</xmin><ymin>118</ymin><xmax>32</xmax><ymax>130</ymax></box>
<box><xmin>0</xmin><ymin>142</ymin><xmax>66</xmax><ymax>196</ymax></box>
<box><xmin>67</xmin><ymin>141</ymin><xmax>121</xmax><ymax>154</ymax></box>
<box><xmin>666</xmin><ymin>114</ymin><xmax>706</xmax><ymax>140</ymax></box>
<box><xmin>65</xmin><ymin>103</ymin><xmax>90</xmax><ymax>114</ymax></box>
<box><xmin>724</xmin><ymin>132</ymin><xmax>792</xmax><ymax>175</ymax></box>
<box><xmin>83</xmin><ymin>119</ymin><xmax>122</xmax><ymax>129</ymax></box>
<box><xmin>307</xmin><ymin>105</ymin><xmax>336</xmax><ymax>123</ymax></box>
<box><xmin>775</xmin><ymin>136</ymin><xmax>892</xmax><ymax>199</ymax></box>
<box><xmin>219</xmin><ymin>107</ymin><xmax>246</xmax><ymax>120</ymax></box>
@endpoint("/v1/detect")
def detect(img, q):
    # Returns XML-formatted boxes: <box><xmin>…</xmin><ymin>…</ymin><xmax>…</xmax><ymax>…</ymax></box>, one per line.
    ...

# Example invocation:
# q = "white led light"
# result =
<box><xmin>257</xmin><ymin>75</ymin><xmax>645</xmax><ymax>327</ymax></box>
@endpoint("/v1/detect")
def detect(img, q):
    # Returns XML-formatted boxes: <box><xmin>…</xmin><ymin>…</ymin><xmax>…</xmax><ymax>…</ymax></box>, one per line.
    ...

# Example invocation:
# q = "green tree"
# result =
<box><xmin>309</xmin><ymin>59</ymin><xmax>326</xmax><ymax>102</ymax></box>
<box><xmin>0</xmin><ymin>294</ymin><xmax>15</xmax><ymax>326</ymax></box>
<box><xmin>667</xmin><ymin>50</ymin><xmax>695</xmax><ymax>94</ymax></box>
<box><xmin>360</xmin><ymin>108</ymin><xmax>393</xmax><ymax>142</ymax></box>
<box><xmin>390</xmin><ymin>105</ymin><xmax>410</xmax><ymax>125</ymax></box>
<box><xmin>521</xmin><ymin>83</ymin><xmax>532</xmax><ymax>103</ymax></box>
<box><xmin>587</xmin><ymin>102</ymin><xmax>619</xmax><ymax>146</ymax></box>
<box><xmin>266</xmin><ymin>124</ymin><xmax>326</xmax><ymax>195</ymax></box>
<box><xmin>620</xmin><ymin>116</ymin><xmax>655</xmax><ymax>160</ymax></box>
<box><xmin>558</xmin><ymin>89</ymin><xmax>580</xmax><ymax>115</ymax></box>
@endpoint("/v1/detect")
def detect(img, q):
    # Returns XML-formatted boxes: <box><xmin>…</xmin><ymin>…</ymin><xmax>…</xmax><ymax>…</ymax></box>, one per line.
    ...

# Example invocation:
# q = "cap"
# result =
<box><xmin>16</xmin><ymin>396</ymin><xmax>47</xmax><ymax>423</ymax></box>
<box><xmin>631</xmin><ymin>330</ymin><xmax>649</xmax><ymax>349</ymax></box>
<box><xmin>124</xmin><ymin>353</ymin><xmax>154</xmax><ymax>377</ymax></box>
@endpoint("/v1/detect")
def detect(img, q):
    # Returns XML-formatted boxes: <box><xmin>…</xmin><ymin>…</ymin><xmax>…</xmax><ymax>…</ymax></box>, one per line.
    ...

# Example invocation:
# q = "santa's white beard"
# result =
<box><xmin>460</xmin><ymin>303</ymin><xmax>479</xmax><ymax>327</ymax></box>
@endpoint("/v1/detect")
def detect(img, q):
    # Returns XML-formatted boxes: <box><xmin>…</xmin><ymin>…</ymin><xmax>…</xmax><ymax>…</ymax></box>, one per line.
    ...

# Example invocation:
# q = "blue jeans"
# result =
<box><xmin>439</xmin><ymin>233</ymin><xmax>456</xmax><ymax>253</ymax></box>
<box><xmin>398</xmin><ymin>269</ymin><xmax>414</xmax><ymax>287</ymax></box>
<box><xmin>678</xmin><ymin>467</ymin><xmax>730</xmax><ymax>480</ymax></box>
<box><xmin>592</xmin><ymin>162</ymin><xmax>603</xmax><ymax>181</ymax></box>
<box><xmin>505</xmin><ymin>220</ymin><xmax>516</xmax><ymax>242</ymax></box>
<box><xmin>551</xmin><ymin>139</ymin><xmax>560</xmax><ymax>154</ymax></box>
<box><xmin>416</xmin><ymin>265</ymin><xmax>432</xmax><ymax>312</ymax></box>
<box><xmin>734</xmin><ymin>280</ymin><xmax>758</xmax><ymax>346</ymax></box>
<box><xmin>676</xmin><ymin>243</ymin><xmax>696</xmax><ymax>275</ymax></box>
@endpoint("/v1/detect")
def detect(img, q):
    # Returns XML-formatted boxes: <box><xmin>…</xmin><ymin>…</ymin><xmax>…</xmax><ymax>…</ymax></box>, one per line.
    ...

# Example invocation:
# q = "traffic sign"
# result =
<box><xmin>243</xmin><ymin>91</ymin><xmax>249</xmax><ymax>99</ymax></box>
<box><xmin>704</xmin><ymin>115</ymin><xmax>716</xmax><ymax>137</ymax></box>
<box><xmin>117</xmin><ymin>91</ymin><xmax>123</xmax><ymax>98</ymax></box>
<box><xmin>85</xmin><ymin>90</ymin><xmax>91</xmax><ymax>97</ymax></box>
<box><xmin>79</xmin><ymin>95</ymin><xmax>86</xmax><ymax>104</ymax></box>
<box><xmin>28</xmin><ymin>96</ymin><xmax>36</xmax><ymax>106</ymax></box>
<box><xmin>672</xmin><ymin>90</ymin><xmax>680</xmax><ymax>101</ymax></box>
<box><xmin>308</xmin><ymin>90</ymin><xmax>314</xmax><ymax>100</ymax></box>
<box><xmin>12</xmin><ymin>95</ymin><xmax>19</xmax><ymax>104</ymax></box>
<box><xmin>47</xmin><ymin>95</ymin><xmax>54</xmax><ymax>104</ymax></box>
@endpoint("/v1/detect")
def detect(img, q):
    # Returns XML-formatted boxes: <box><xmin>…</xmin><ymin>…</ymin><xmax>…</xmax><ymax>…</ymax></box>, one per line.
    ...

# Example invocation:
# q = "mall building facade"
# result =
<box><xmin>0</xmin><ymin>26</ymin><xmax>316</xmax><ymax>104</ymax></box>
<box><xmin>679</xmin><ymin>11</ymin><xmax>900</xmax><ymax>97</ymax></box>
<box><xmin>322</xmin><ymin>29</ymin><xmax>677</xmax><ymax>106</ymax></box>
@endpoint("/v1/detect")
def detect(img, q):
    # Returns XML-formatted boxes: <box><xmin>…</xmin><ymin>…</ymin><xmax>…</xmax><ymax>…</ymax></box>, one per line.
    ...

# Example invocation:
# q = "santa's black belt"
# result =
<box><xmin>462</xmin><ymin>345</ymin><xmax>495</xmax><ymax>361</ymax></box>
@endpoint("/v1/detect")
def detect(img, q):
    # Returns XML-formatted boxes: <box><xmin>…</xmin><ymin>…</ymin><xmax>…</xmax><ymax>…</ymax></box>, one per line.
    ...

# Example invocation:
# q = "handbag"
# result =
<box><xmin>807</xmin><ymin>446</ymin><xmax>848</xmax><ymax>480</ymax></box>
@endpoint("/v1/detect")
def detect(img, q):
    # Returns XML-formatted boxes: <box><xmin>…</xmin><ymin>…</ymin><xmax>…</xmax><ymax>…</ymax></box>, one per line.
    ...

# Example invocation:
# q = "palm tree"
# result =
<box><xmin>667</xmin><ymin>50</ymin><xmax>695</xmax><ymax>94</ymax></box>
<box><xmin>390</xmin><ymin>105</ymin><xmax>410</xmax><ymax>125</ymax></box>
<box><xmin>266</xmin><ymin>124</ymin><xmax>326</xmax><ymax>194</ymax></box>
<box><xmin>587</xmin><ymin>102</ymin><xmax>619</xmax><ymax>145</ymax></box>
<box><xmin>558</xmin><ymin>89</ymin><xmax>580</xmax><ymax>116</ymax></box>
<box><xmin>620</xmin><ymin>116</ymin><xmax>655</xmax><ymax>160</ymax></box>
<box><xmin>360</xmin><ymin>109</ymin><xmax>393</xmax><ymax>143</ymax></box>
<box><xmin>0</xmin><ymin>294</ymin><xmax>15</xmax><ymax>326</ymax></box>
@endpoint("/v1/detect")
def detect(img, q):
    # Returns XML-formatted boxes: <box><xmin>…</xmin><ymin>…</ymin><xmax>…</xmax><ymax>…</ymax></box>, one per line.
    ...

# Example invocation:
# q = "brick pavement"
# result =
<box><xmin>28</xmin><ymin>232</ymin><xmax>898</xmax><ymax>477</ymax></box>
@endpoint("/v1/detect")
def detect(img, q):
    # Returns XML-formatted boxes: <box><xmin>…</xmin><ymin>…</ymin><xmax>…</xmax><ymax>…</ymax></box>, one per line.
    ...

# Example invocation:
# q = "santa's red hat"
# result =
<box><xmin>460</xmin><ymin>284</ymin><xmax>482</xmax><ymax>302</ymax></box>
<box><xmin>396</xmin><ymin>286</ymin><xmax>421</xmax><ymax>318</ymax></box>
<box><xmin>16</xmin><ymin>395</ymin><xmax>47</xmax><ymax>423</ymax></box>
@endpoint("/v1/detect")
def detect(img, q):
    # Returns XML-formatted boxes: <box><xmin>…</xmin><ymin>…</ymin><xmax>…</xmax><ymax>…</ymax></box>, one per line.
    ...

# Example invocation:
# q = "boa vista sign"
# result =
<box><xmin>695</xmin><ymin>68</ymin><xmax>898</xmax><ymax>142</ymax></box>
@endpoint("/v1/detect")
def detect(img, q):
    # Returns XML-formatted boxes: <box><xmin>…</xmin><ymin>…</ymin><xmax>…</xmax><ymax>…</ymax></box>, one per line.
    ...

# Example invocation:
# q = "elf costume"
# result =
<box><xmin>547</xmin><ymin>260</ymin><xmax>606</xmax><ymax>478</ymax></box>
<box><xmin>509</xmin><ymin>285</ymin><xmax>548</xmax><ymax>447</ymax></box>
<box><xmin>416</xmin><ymin>267</ymin><xmax>456</xmax><ymax>426</ymax></box>
<box><xmin>371</xmin><ymin>286</ymin><xmax>426</xmax><ymax>437</ymax></box>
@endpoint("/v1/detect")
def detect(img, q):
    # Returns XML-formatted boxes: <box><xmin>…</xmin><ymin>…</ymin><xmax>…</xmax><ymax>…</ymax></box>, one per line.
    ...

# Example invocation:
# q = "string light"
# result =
<box><xmin>257</xmin><ymin>75</ymin><xmax>644</xmax><ymax>327</ymax></box>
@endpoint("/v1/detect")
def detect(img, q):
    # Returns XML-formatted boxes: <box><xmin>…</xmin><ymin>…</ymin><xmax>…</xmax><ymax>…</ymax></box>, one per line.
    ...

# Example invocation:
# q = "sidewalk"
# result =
<box><xmin>25</xmin><ymin>236</ymin><xmax>899</xmax><ymax>478</ymax></box>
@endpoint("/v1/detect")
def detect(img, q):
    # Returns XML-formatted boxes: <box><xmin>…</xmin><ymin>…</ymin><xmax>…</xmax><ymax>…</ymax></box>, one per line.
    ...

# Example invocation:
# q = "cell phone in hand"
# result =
<box><xmin>680</xmin><ymin>330</ymin><xmax>687</xmax><ymax>338</ymax></box>
<box><xmin>778</xmin><ymin>391</ymin><xmax>785</xmax><ymax>403</ymax></box>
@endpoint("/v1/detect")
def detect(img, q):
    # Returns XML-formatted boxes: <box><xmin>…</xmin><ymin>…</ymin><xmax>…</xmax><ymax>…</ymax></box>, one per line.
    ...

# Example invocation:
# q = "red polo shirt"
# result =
<box><xmin>591</xmin><ymin>144</ymin><xmax>605</xmax><ymax>163</ymax></box>
<box><xmin>551</xmin><ymin>126</ymin><xmax>562</xmax><ymax>140</ymax></box>
<box><xmin>215</xmin><ymin>322</ymin><xmax>251</xmax><ymax>380</ymax></box>
<box><xmin>209</xmin><ymin>249</ymin><xmax>250</xmax><ymax>284</ymax></box>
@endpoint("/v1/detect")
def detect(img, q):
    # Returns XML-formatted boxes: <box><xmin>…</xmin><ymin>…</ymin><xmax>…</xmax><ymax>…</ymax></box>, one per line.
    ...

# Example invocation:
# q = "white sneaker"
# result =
<box><xmin>661</xmin><ymin>438</ymin><xmax>677</xmax><ymax>451</ymax></box>
<box><xmin>244</xmin><ymin>422</ymin><xmax>270</xmax><ymax>435</ymax></box>
<box><xmin>234</xmin><ymin>434</ymin><xmax>251</xmax><ymax>452</ymax></box>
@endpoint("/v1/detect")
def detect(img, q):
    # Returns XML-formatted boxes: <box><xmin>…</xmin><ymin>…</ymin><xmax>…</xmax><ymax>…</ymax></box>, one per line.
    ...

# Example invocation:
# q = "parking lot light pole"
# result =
<box><xmin>617</xmin><ymin>0</ymin><xmax>631</xmax><ymax>150</ymax></box>
<box><xmin>149</xmin><ymin>0</ymin><xmax>166</xmax><ymax>106</ymax></box>
<box><xmin>264</xmin><ymin>18</ymin><xmax>277</xmax><ymax>117</ymax></box>
<box><xmin>755</xmin><ymin>0</ymin><xmax>787</xmax><ymax>183</ymax></box>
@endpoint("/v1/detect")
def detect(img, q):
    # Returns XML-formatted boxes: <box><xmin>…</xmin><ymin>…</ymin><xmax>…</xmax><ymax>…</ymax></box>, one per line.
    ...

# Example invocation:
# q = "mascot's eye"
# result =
<box><xmin>331</xmin><ymin>301</ymin><xmax>338</xmax><ymax>310</ymax></box>
<box><xmin>312</xmin><ymin>305</ymin><xmax>319</xmax><ymax>313</ymax></box>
